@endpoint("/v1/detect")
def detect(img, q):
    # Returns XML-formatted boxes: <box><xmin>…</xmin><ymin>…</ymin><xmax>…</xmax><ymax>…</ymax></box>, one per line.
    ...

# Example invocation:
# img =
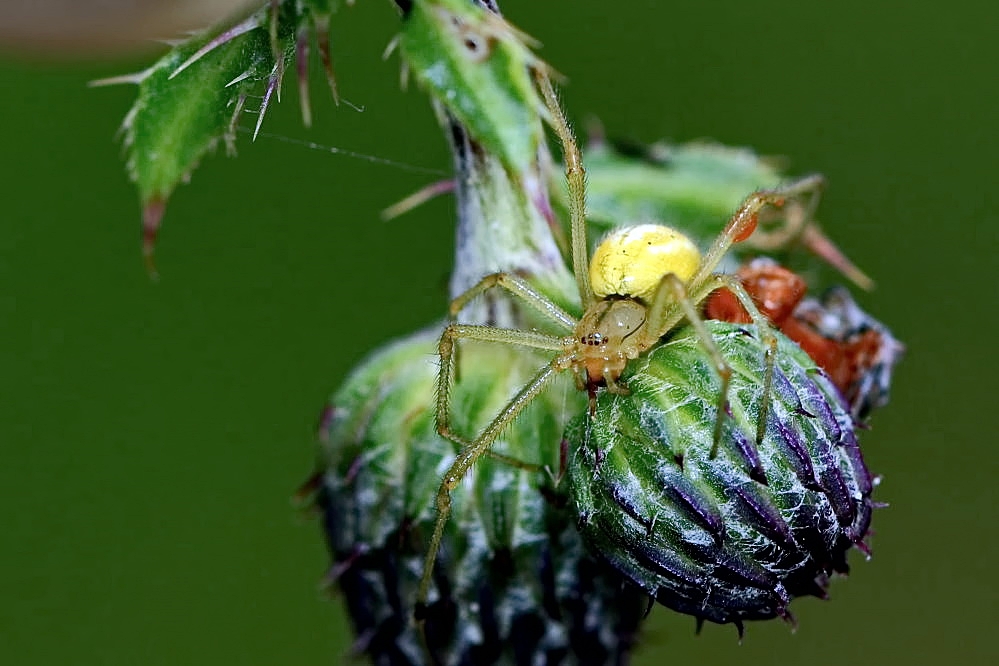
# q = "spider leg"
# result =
<box><xmin>748</xmin><ymin>173</ymin><xmax>825</xmax><ymax>251</ymax></box>
<box><xmin>688</xmin><ymin>175</ymin><xmax>826</xmax><ymax>298</ymax></box>
<box><xmin>795</xmin><ymin>173</ymin><xmax>826</xmax><ymax>228</ymax></box>
<box><xmin>643</xmin><ymin>177</ymin><xmax>826</xmax><ymax>340</ymax></box>
<box><xmin>483</xmin><ymin>449</ymin><xmax>547</xmax><ymax>473</ymax></box>
<box><xmin>436</xmin><ymin>323</ymin><xmax>569</xmax><ymax>468</ymax></box>
<box><xmin>709</xmin><ymin>273</ymin><xmax>780</xmax><ymax>448</ymax></box>
<box><xmin>436</xmin><ymin>323</ymin><xmax>568</xmax><ymax>447</ymax></box>
<box><xmin>448</xmin><ymin>272</ymin><xmax>576</xmax><ymax>330</ymax></box>
<box><xmin>437</xmin><ymin>324</ymin><xmax>566</xmax><ymax>446</ymax></box>
<box><xmin>535</xmin><ymin>72</ymin><xmax>595</xmax><ymax>309</ymax></box>
<box><xmin>642</xmin><ymin>273</ymin><xmax>733</xmax><ymax>459</ymax></box>
<box><xmin>419</xmin><ymin>351</ymin><xmax>563</xmax><ymax>614</ymax></box>
<box><xmin>736</xmin><ymin>175</ymin><xmax>872</xmax><ymax>289</ymax></box>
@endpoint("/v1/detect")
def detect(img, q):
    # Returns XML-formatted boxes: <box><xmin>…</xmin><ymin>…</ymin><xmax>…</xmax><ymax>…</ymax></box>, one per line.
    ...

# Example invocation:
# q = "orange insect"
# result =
<box><xmin>706</xmin><ymin>258</ymin><xmax>902</xmax><ymax>419</ymax></box>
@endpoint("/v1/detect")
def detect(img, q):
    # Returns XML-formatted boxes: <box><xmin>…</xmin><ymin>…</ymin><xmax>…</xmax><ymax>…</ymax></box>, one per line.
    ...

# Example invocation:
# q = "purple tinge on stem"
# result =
<box><xmin>141</xmin><ymin>196</ymin><xmax>166</xmax><ymax>280</ymax></box>
<box><xmin>523</xmin><ymin>169</ymin><xmax>562</xmax><ymax>243</ymax></box>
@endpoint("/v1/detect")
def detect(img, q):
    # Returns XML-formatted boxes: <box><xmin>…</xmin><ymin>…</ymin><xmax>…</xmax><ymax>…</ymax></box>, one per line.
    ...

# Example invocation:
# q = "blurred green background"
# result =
<box><xmin>1</xmin><ymin>0</ymin><xmax>995</xmax><ymax>664</ymax></box>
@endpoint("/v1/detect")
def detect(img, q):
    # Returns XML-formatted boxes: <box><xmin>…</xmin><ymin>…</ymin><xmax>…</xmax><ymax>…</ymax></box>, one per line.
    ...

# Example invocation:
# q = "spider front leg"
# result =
<box><xmin>444</xmin><ymin>271</ymin><xmax>574</xmax><ymax>395</ymax></box>
<box><xmin>642</xmin><ymin>273</ymin><xmax>734</xmax><ymax>458</ymax></box>
<box><xmin>535</xmin><ymin>71</ymin><xmax>595</xmax><ymax>309</ymax></box>
<box><xmin>747</xmin><ymin>174</ymin><xmax>825</xmax><ymax>251</ymax></box>
<box><xmin>705</xmin><ymin>273</ymin><xmax>782</xmax><ymax>448</ymax></box>
<box><xmin>743</xmin><ymin>174</ymin><xmax>873</xmax><ymax>289</ymax></box>
<box><xmin>434</xmin><ymin>323</ymin><xmax>568</xmax><ymax>449</ymax></box>
<box><xmin>687</xmin><ymin>175</ymin><xmax>827</xmax><ymax>297</ymax></box>
<box><xmin>418</xmin><ymin>324</ymin><xmax>568</xmax><ymax>616</ymax></box>
<box><xmin>448</xmin><ymin>272</ymin><xmax>576</xmax><ymax>330</ymax></box>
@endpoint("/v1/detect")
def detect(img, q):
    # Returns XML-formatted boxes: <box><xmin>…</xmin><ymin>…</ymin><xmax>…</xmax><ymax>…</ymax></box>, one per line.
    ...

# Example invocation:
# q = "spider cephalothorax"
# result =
<box><xmin>569</xmin><ymin>223</ymin><xmax>703</xmax><ymax>397</ymax></box>
<box><xmin>571</xmin><ymin>295</ymin><xmax>647</xmax><ymax>395</ymax></box>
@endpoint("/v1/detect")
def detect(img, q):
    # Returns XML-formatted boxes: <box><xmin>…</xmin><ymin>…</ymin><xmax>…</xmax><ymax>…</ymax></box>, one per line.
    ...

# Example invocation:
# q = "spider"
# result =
<box><xmin>415</xmin><ymin>72</ymin><xmax>824</xmax><ymax>613</ymax></box>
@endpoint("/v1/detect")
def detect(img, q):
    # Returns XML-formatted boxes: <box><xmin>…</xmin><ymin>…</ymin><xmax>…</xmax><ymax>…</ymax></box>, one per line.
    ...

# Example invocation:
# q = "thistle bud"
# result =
<box><xmin>311</xmin><ymin>327</ymin><xmax>646</xmax><ymax>665</ymax></box>
<box><xmin>569</xmin><ymin>321</ymin><xmax>876</xmax><ymax>631</ymax></box>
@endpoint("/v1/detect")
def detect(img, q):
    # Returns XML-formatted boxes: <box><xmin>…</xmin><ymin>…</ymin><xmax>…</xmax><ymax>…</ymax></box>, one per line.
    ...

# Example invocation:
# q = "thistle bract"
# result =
<box><xmin>314</xmin><ymin>327</ymin><xmax>645</xmax><ymax>665</ymax></box>
<box><xmin>569</xmin><ymin>321</ymin><xmax>875</xmax><ymax>628</ymax></box>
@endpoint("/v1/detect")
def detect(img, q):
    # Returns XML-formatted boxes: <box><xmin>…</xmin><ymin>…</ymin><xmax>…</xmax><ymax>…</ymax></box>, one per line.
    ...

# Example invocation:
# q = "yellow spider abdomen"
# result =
<box><xmin>589</xmin><ymin>224</ymin><xmax>701</xmax><ymax>302</ymax></box>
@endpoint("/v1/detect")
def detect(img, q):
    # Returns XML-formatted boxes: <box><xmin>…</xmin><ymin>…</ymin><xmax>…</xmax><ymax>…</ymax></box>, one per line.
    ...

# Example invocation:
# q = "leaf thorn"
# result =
<box><xmin>168</xmin><ymin>16</ymin><xmax>261</xmax><ymax>81</ymax></box>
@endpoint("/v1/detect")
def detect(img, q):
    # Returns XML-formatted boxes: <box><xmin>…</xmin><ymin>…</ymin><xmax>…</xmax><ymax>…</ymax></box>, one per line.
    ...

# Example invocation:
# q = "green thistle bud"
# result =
<box><xmin>568</xmin><ymin>321</ymin><xmax>876</xmax><ymax>633</ymax></box>
<box><xmin>312</xmin><ymin>327</ymin><xmax>647</xmax><ymax>665</ymax></box>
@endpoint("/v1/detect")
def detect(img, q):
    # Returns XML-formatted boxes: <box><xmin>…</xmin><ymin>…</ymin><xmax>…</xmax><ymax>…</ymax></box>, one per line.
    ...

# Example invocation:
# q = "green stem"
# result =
<box><xmin>441</xmin><ymin>108</ymin><xmax>573</xmax><ymax>326</ymax></box>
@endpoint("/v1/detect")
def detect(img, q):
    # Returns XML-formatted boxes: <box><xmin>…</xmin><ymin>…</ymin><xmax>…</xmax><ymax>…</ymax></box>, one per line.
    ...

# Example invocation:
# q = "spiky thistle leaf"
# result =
<box><xmin>97</xmin><ymin>0</ymin><xmax>348</xmax><ymax>273</ymax></box>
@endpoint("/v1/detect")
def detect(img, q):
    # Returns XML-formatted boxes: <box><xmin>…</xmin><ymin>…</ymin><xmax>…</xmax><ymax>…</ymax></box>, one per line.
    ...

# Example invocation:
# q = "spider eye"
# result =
<box><xmin>581</xmin><ymin>333</ymin><xmax>605</xmax><ymax>346</ymax></box>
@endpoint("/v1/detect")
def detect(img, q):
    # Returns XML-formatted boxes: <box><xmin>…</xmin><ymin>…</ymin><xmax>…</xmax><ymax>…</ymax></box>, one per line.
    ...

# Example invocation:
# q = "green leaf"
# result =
<box><xmin>394</xmin><ymin>1</ymin><xmax>580</xmax><ymax>320</ymax></box>
<box><xmin>98</xmin><ymin>0</ymin><xmax>350</xmax><ymax>274</ymax></box>
<box><xmin>582</xmin><ymin>141</ymin><xmax>785</xmax><ymax>234</ymax></box>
